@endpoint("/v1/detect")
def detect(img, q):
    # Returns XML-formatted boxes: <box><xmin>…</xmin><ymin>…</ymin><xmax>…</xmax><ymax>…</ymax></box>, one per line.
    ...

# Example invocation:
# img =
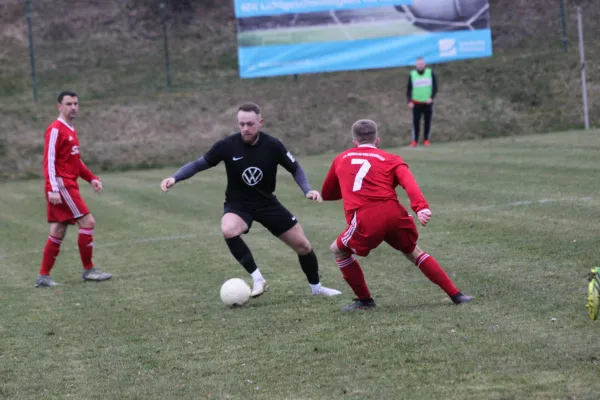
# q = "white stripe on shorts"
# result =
<box><xmin>58</xmin><ymin>178</ymin><xmax>83</xmax><ymax>218</ymax></box>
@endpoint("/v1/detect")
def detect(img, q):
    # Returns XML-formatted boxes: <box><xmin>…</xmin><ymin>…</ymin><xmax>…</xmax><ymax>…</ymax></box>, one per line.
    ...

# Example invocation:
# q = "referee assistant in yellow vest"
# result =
<box><xmin>407</xmin><ymin>57</ymin><xmax>438</xmax><ymax>147</ymax></box>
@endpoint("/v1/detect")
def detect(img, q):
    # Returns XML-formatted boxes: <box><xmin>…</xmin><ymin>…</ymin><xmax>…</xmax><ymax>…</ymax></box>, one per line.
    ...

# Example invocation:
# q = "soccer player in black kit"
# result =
<box><xmin>160</xmin><ymin>102</ymin><xmax>341</xmax><ymax>298</ymax></box>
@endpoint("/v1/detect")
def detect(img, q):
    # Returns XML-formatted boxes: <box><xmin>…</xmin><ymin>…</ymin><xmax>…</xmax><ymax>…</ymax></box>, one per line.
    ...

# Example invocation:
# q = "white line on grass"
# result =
<box><xmin>0</xmin><ymin>197</ymin><xmax>594</xmax><ymax>260</ymax></box>
<box><xmin>474</xmin><ymin>196</ymin><xmax>592</xmax><ymax>211</ymax></box>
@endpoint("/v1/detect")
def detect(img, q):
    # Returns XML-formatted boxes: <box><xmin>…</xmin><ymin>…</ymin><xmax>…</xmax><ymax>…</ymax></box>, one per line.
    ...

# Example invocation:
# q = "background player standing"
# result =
<box><xmin>36</xmin><ymin>91</ymin><xmax>112</xmax><ymax>287</ymax></box>
<box><xmin>160</xmin><ymin>102</ymin><xmax>341</xmax><ymax>298</ymax></box>
<box><xmin>321</xmin><ymin>119</ymin><xmax>473</xmax><ymax>311</ymax></box>
<box><xmin>407</xmin><ymin>57</ymin><xmax>437</xmax><ymax>147</ymax></box>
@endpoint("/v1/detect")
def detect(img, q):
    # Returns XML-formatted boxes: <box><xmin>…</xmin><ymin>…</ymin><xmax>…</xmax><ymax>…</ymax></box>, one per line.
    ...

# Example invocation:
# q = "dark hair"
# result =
<box><xmin>237</xmin><ymin>102</ymin><xmax>261</xmax><ymax>115</ymax></box>
<box><xmin>57</xmin><ymin>91</ymin><xmax>78</xmax><ymax>104</ymax></box>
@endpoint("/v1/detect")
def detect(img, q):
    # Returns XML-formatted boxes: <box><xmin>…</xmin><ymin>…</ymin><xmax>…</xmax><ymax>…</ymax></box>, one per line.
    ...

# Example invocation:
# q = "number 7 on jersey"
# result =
<box><xmin>351</xmin><ymin>158</ymin><xmax>371</xmax><ymax>192</ymax></box>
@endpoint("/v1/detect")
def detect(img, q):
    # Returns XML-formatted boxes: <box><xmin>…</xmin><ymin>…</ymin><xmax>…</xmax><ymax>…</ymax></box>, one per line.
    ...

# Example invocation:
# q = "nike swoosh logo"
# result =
<box><xmin>233</xmin><ymin>157</ymin><xmax>243</xmax><ymax>161</ymax></box>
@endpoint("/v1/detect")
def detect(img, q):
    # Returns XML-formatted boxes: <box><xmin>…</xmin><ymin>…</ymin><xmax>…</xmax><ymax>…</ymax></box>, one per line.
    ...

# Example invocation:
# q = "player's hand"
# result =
<box><xmin>408</xmin><ymin>102</ymin><xmax>414</xmax><ymax>109</ymax></box>
<box><xmin>426</xmin><ymin>98</ymin><xmax>433</xmax><ymax>104</ymax></box>
<box><xmin>161</xmin><ymin>177</ymin><xmax>176</xmax><ymax>192</ymax></box>
<box><xmin>306</xmin><ymin>190</ymin><xmax>322</xmax><ymax>203</ymax></box>
<box><xmin>91</xmin><ymin>179</ymin><xmax>103</xmax><ymax>194</ymax></box>
<box><xmin>47</xmin><ymin>191</ymin><xmax>62</xmax><ymax>205</ymax></box>
<box><xmin>417</xmin><ymin>209</ymin><xmax>432</xmax><ymax>226</ymax></box>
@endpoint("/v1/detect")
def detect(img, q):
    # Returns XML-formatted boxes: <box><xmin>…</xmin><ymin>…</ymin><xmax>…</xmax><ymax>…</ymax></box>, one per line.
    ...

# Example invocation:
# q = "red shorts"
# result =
<box><xmin>46</xmin><ymin>179</ymin><xmax>89</xmax><ymax>224</ymax></box>
<box><xmin>336</xmin><ymin>201</ymin><xmax>418</xmax><ymax>257</ymax></box>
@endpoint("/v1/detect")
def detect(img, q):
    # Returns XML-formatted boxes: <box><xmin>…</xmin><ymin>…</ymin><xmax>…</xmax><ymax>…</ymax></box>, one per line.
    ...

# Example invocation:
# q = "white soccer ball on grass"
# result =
<box><xmin>220</xmin><ymin>278</ymin><xmax>251</xmax><ymax>307</ymax></box>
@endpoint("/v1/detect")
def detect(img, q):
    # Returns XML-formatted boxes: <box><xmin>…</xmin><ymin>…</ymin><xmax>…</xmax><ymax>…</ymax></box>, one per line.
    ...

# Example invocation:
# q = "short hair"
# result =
<box><xmin>57</xmin><ymin>91</ymin><xmax>78</xmax><ymax>104</ymax></box>
<box><xmin>237</xmin><ymin>102</ymin><xmax>261</xmax><ymax>115</ymax></box>
<box><xmin>351</xmin><ymin>119</ymin><xmax>378</xmax><ymax>144</ymax></box>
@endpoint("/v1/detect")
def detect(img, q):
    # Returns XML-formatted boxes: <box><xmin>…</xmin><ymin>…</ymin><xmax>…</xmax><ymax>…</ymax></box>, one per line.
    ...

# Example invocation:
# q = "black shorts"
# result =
<box><xmin>224</xmin><ymin>201</ymin><xmax>298</xmax><ymax>237</ymax></box>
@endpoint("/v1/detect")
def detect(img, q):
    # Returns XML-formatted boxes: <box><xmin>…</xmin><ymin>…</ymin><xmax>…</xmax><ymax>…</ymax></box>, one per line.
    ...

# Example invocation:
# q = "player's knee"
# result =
<box><xmin>404</xmin><ymin>245</ymin><xmax>423</xmax><ymax>264</ymax></box>
<box><xmin>78</xmin><ymin>213</ymin><xmax>95</xmax><ymax>230</ymax></box>
<box><xmin>221</xmin><ymin>214</ymin><xmax>247</xmax><ymax>238</ymax></box>
<box><xmin>222</xmin><ymin>222</ymin><xmax>245</xmax><ymax>239</ymax></box>
<box><xmin>50</xmin><ymin>223</ymin><xmax>68</xmax><ymax>239</ymax></box>
<box><xmin>329</xmin><ymin>241</ymin><xmax>339</xmax><ymax>254</ymax></box>
<box><xmin>222</xmin><ymin>226</ymin><xmax>238</xmax><ymax>239</ymax></box>
<box><xmin>85</xmin><ymin>215</ymin><xmax>96</xmax><ymax>229</ymax></box>
<box><xmin>330</xmin><ymin>241</ymin><xmax>349</xmax><ymax>259</ymax></box>
<box><xmin>294</xmin><ymin>239</ymin><xmax>312</xmax><ymax>255</ymax></box>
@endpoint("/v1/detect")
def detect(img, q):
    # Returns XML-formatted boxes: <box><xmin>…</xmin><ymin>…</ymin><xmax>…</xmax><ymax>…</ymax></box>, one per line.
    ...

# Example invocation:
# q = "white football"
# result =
<box><xmin>220</xmin><ymin>278</ymin><xmax>251</xmax><ymax>307</ymax></box>
<box><xmin>409</xmin><ymin>0</ymin><xmax>487</xmax><ymax>20</ymax></box>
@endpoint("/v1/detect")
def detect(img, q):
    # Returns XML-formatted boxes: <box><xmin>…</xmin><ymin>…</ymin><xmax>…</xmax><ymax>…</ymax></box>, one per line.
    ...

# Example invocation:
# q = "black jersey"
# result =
<box><xmin>203</xmin><ymin>132</ymin><xmax>299</xmax><ymax>204</ymax></box>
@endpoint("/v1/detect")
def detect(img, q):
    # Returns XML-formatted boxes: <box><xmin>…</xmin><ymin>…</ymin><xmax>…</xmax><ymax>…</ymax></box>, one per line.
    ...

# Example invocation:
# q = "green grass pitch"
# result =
<box><xmin>237</xmin><ymin>20</ymin><xmax>426</xmax><ymax>47</ymax></box>
<box><xmin>1</xmin><ymin>130</ymin><xmax>600</xmax><ymax>399</ymax></box>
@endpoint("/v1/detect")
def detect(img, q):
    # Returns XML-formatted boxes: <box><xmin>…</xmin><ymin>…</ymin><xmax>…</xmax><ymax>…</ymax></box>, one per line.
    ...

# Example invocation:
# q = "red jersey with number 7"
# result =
<box><xmin>321</xmin><ymin>145</ymin><xmax>429</xmax><ymax>219</ymax></box>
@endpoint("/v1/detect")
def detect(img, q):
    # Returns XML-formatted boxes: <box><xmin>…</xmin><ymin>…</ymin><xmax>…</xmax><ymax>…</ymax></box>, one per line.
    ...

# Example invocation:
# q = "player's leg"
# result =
<box><xmin>75</xmin><ymin>213</ymin><xmax>112</xmax><ymax>282</ymax></box>
<box><xmin>423</xmin><ymin>103</ymin><xmax>433</xmax><ymax>145</ymax></box>
<box><xmin>330</xmin><ymin>238</ymin><xmax>375</xmax><ymax>311</ymax></box>
<box><xmin>221</xmin><ymin>205</ymin><xmax>266</xmax><ymax>297</ymax></box>
<box><xmin>403</xmin><ymin>246</ymin><xmax>474</xmax><ymax>304</ymax></box>
<box><xmin>383</xmin><ymin>203</ymin><xmax>473</xmax><ymax>304</ymax></box>
<box><xmin>58</xmin><ymin>184</ymin><xmax>111</xmax><ymax>282</ymax></box>
<box><xmin>36</xmin><ymin>221</ymin><xmax>69</xmax><ymax>287</ymax></box>
<box><xmin>411</xmin><ymin>104</ymin><xmax>422</xmax><ymax>146</ymax></box>
<box><xmin>255</xmin><ymin>202</ymin><xmax>340</xmax><ymax>296</ymax></box>
<box><xmin>277</xmin><ymin>223</ymin><xmax>341</xmax><ymax>296</ymax></box>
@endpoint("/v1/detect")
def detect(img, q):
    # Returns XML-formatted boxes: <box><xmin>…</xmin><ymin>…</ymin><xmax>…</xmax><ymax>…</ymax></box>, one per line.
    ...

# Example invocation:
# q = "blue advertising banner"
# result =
<box><xmin>234</xmin><ymin>0</ymin><xmax>493</xmax><ymax>78</ymax></box>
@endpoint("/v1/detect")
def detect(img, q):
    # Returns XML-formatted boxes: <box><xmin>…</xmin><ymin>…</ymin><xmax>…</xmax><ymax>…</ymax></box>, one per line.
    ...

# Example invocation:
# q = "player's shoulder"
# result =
<box><xmin>47</xmin><ymin>119</ymin><xmax>76</xmax><ymax>135</ymax></box>
<box><xmin>45</xmin><ymin>119</ymin><xmax>66</xmax><ymax>136</ymax></box>
<box><xmin>221</xmin><ymin>132</ymin><xmax>241</xmax><ymax>143</ymax></box>
<box><xmin>46</xmin><ymin>119</ymin><xmax>61</xmax><ymax>131</ymax></box>
<box><xmin>380</xmin><ymin>148</ymin><xmax>405</xmax><ymax>163</ymax></box>
<box><xmin>259</xmin><ymin>131</ymin><xmax>282</xmax><ymax>145</ymax></box>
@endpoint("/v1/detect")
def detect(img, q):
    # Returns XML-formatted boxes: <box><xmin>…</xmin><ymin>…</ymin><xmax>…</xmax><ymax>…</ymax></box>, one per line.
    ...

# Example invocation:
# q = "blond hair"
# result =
<box><xmin>351</xmin><ymin>119</ymin><xmax>378</xmax><ymax>144</ymax></box>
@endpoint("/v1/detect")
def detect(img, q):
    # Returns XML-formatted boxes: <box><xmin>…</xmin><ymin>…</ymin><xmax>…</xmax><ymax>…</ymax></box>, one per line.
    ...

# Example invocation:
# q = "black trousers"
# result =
<box><xmin>412</xmin><ymin>103</ymin><xmax>433</xmax><ymax>142</ymax></box>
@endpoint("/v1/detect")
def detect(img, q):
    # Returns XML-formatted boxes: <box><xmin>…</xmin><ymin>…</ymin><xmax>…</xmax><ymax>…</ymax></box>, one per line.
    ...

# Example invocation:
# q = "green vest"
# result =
<box><xmin>410</xmin><ymin>68</ymin><xmax>433</xmax><ymax>102</ymax></box>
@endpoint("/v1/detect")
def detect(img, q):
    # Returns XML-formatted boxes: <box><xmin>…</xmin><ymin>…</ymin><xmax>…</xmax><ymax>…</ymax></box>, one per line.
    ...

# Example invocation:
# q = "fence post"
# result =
<box><xmin>25</xmin><ymin>0</ymin><xmax>38</xmax><ymax>103</ymax></box>
<box><xmin>559</xmin><ymin>0</ymin><xmax>568</xmax><ymax>52</ymax></box>
<box><xmin>577</xmin><ymin>6</ymin><xmax>590</xmax><ymax>129</ymax></box>
<box><xmin>160</xmin><ymin>1</ymin><xmax>173</xmax><ymax>91</ymax></box>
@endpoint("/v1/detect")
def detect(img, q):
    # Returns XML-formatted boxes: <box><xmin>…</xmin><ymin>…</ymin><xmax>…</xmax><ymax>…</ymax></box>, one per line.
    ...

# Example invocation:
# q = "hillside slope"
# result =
<box><xmin>0</xmin><ymin>0</ymin><xmax>598</xmax><ymax>180</ymax></box>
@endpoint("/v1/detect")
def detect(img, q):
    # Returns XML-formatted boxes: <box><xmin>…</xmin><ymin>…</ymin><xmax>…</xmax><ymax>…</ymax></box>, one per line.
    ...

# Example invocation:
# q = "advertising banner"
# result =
<box><xmin>234</xmin><ymin>0</ymin><xmax>493</xmax><ymax>78</ymax></box>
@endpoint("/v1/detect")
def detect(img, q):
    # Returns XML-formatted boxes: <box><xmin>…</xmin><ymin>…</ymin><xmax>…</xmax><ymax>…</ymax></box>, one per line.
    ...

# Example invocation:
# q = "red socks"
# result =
<box><xmin>336</xmin><ymin>256</ymin><xmax>371</xmax><ymax>300</ymax></box>
<box><xmin>39</xmin><ymin>235</ymin><xmax>62</xmax><ymax>275</ymax></box>
<box><xmin>335</xmin><ymin>252</ymin><xmax>459</xmax><ymax>300</ymax></box>
<box><xmin>415</xmin><ymin>253</ymin><xmax>460</xmax><ymax>297</ymax></box>
<box><xmin>78</xmin><ymin>227</ymin><xmax>95</xmax><ymax>270</ymax></box>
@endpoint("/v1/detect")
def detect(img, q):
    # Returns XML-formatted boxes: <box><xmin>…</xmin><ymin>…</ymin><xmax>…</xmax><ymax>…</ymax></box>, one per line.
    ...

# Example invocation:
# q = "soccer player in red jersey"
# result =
<box><xmin>35</xmin><ymin>91</ymin><xmax>112</xmax><ymax>287</ymax></box>
<box><xmin>321</xmin><ymin>119</ymin><xmax>473</xmax><ymax>311</ymax></box>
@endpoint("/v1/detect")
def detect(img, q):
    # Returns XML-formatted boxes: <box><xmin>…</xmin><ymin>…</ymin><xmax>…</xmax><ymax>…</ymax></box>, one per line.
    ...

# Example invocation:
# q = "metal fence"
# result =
<box><xmin>1</xmin><ymin>0</ymin><xmax>597</xmax><ymax>128</ymax></box>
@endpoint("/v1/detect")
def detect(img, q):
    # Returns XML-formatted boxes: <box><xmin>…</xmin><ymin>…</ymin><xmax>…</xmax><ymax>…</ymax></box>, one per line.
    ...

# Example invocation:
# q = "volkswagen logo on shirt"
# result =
<box><xmin>242</xmin><ymin>167</ymin><xmax>263</xmax><ymax>186</ymax></box>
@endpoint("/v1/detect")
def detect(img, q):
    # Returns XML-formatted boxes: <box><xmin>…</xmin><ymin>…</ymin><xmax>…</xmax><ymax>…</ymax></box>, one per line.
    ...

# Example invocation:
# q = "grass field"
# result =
<box><xmin>237</xmin><ymin>21</ymin><xmax>424</xmax><ymax>47</ymax></box>
<box><xmin>2</xmin><ymin>130</ymin><xmax>600</xmax><ymax>399</ymax></box>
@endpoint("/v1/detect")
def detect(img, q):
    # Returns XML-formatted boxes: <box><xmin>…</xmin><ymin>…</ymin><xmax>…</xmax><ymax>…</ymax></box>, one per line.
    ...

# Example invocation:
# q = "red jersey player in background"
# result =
<box><xmin>35</xmin><ymin>91</ymin><xmax>112</xmax><ymax>287</ymax></box>
<box><xmin>321</xmin><ymin>119</ymin><xmax>473</xmax><ymax>311</ymax></box>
